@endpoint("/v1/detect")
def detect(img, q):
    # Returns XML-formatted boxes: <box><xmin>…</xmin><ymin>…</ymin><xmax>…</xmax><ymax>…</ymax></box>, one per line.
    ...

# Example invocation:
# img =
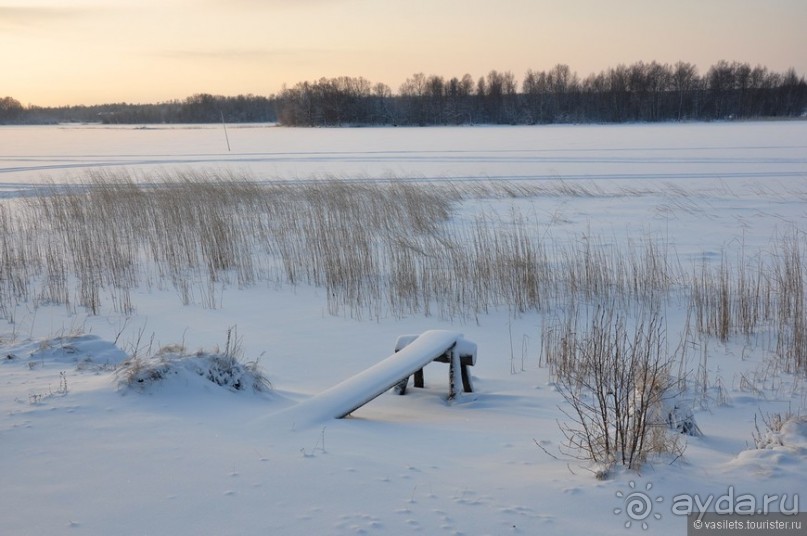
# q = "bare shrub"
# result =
<box><xmin>546</xmin><ymin>303</ymin><xmax>679</xmax><ymax>470</ymax></box>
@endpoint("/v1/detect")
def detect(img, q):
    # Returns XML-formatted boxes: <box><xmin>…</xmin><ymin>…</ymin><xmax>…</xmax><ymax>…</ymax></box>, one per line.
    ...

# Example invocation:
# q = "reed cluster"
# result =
<box><xmin>0</xmin><ymin>171</ymin><xmax>804</xmax><ymax>376</ymax></box>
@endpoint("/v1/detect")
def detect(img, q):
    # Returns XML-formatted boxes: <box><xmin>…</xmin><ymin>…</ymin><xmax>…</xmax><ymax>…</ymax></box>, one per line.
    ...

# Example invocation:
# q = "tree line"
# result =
<box><xmin>0</xmin><ymin>94</ymin><xmax>277</xmax><ymax>125</ymax></box>
<box><xmin>276</xmin><ymin>61</ymin><xmax>807</xmax><ymax>125</ymax></box>
<box><xmin>2</xmin><ymin>60</ymin><xmax>805</xmax><ymax>126</ymax></box>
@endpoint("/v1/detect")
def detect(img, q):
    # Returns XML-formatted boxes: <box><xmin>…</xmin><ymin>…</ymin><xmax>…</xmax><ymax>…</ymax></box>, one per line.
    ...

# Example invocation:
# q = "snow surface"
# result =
<box><xmin>1</xmin><ymin>122</ymin><xmax>806</xmax><ymax>535</ymax></box>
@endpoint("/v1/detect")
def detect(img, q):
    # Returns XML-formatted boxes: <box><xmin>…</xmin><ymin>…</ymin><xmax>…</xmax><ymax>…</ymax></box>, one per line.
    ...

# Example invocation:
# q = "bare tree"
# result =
<box><xmin>0</xmin><ymin>96</ymin><xmax>24</xmax><ymax>123</ymax></box>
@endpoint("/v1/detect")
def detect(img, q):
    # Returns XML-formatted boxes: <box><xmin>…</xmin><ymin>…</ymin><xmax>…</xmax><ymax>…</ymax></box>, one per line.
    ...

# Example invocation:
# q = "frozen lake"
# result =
<box><xmin>1</xmin><ymin>121</ymin><xmax>805</xmax><ymax>189</ymax></box>
<box><xmin>2</xmin><ymin>121</ymin><xmax>804</xmax><ymax>264</ymax></box>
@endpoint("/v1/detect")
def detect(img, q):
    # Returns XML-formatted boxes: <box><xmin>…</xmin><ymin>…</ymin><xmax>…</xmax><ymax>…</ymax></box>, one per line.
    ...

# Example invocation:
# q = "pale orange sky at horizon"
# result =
<box><xmin>2</xmin><ymin>0</ymin><xmax>806</xmax><ymax>107</ymax></box>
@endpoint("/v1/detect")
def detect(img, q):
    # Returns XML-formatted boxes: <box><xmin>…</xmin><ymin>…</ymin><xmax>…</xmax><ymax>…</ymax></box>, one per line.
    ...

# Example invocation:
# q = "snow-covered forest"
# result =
<box><xmin>2</xmin><ymin>60</ymin><xmax>805</xmax><ymax>125</ymax></box>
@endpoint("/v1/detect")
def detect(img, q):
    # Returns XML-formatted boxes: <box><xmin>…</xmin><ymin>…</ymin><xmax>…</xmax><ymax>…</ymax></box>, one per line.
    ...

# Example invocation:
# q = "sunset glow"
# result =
<box><xmin>2</xmin><ymin>0</ymin><xmax>806</xmax><ymax>106</ymax></box>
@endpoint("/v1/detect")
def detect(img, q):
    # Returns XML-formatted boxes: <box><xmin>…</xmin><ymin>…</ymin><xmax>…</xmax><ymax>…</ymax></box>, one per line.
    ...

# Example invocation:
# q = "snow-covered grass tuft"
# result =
<box><xmin>117</xmin><ymin>351</ymin><xmax>271</xmax><ymax>393</ymax></box>
<box><xmin>751</xmin><ymin>410</ymin><xmax>804</xmax><ymax>450</ymax></box>
<box><xmin>117</xmin><ymin>333</ymin><xmax>271</xmax><ymax>393</ymax></box>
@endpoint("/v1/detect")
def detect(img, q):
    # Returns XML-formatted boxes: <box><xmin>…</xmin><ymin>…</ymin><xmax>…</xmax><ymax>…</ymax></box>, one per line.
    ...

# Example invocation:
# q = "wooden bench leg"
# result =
<box><xmin>414</xmin><ymin>368</ymin><xmax>424</xmax><ymax>388</ymax></box>
<box><xmin>394</xmin><ymin>376</ymin><xmax>409</xmax><ymax>395</ymax></box>
<box><xmin>448</xmin><ymin>349</ymin><xmax>460</xmax><ymax>401</ymax></box>
<box><xmin>461</xmin><ymin>363</ymin><xmax>474</xmax><ymax>393</ymax></box>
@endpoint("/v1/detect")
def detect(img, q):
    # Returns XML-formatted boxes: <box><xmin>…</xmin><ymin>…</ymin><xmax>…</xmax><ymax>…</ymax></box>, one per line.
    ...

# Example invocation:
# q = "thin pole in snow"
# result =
<box><xmin>220</xmin><ymin>110</ymin><xmax>231</xmax><ymax>152</ymax></box>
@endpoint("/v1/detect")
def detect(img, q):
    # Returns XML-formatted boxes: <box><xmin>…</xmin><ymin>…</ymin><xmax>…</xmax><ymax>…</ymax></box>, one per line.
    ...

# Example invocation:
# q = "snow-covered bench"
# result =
<box><xmin>273</xmin><ymin>330</ymin><xmax>478</xmax><ymax>424</ymax></box>
<box><xmin>393</xmin><ymin>333</ymin><xmax>476</xmax><ymax>398</ymax></box>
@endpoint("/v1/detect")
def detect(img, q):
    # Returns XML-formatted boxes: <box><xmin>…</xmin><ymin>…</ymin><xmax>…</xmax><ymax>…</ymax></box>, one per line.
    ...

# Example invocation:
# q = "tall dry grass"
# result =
<box><xmin>0</xmin><ymin>171</ymin><xmax>804</xmax><ymax>378</ymax></box>
<box><xmin>2</xmin><ymin>170</ymin><xmax>806</xmax><ymax>472</ymax></box>
<box><xmin>687</xmin><ymin>230</ymin><xmax>805</xmax><ymax>375</ymax></box>
<box><xmin>1</xmin><ymin>172</ymin><xmax>462</xmax><ymax>319</ymax></box>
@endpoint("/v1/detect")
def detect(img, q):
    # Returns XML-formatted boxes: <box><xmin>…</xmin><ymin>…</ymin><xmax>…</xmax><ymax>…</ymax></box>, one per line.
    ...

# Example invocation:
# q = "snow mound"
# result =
<box><xmin>752</xmin><ymin>416</ymin><xmax>807</xmax><ymax>453</ymax></box>
<box><xmin>3</xmin><ymin>334</ymin><xmax>128</xmax><ymax>368</ymax></box>
<box><xmin>116</xmin><ymin>348</ymin><xmax>271</xmax><ymax>394</ymax></box>
<box><xmin>725</xmin><ymin>416</ymin><xmax>807</xmax><ymax>478</ymax></box>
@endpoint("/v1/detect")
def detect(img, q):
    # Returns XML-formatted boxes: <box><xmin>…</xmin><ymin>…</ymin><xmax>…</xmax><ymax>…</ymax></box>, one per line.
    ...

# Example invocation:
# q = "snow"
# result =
<box><xmin>1</xmin><ymin>121</ymin><xmax>806</xmax><ymax>535</ymax></box>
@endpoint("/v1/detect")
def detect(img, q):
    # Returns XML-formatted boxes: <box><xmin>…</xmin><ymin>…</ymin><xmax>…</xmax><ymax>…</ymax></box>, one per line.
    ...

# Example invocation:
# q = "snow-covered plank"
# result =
<box><xmin>278</xmin><ymin>330</ymin><xmax>464</xmax><ymax>426</ymax></box>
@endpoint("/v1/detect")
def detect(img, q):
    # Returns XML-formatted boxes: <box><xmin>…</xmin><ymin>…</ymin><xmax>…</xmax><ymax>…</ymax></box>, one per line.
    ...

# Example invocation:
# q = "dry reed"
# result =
<box><xmin>0</xmin><ymin>171</ymin><xmax>803</xmax><ymax>380</ymax></box>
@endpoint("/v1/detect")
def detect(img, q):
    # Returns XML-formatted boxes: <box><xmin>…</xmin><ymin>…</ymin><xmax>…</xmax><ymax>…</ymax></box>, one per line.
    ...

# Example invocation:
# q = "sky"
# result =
<box><xmin>2</xmin><ymin>0</ymin><xmax>806</xmax><ymax>106</ymax></box>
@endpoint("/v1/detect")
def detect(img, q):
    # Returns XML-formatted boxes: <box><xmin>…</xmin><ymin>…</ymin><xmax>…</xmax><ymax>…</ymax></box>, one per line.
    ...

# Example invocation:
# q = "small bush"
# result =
<box><xmin>546</xmin><ymin>303</ymin><xmax>682</xmax><ymax>471</ymax></box>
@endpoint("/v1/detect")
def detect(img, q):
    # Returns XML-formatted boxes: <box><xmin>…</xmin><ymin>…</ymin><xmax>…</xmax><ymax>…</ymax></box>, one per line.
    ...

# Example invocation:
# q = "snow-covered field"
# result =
<box><xmin>1</xmin><ymin>122</ymin><xmax>806</xmax><ymax>535</ymax></box>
